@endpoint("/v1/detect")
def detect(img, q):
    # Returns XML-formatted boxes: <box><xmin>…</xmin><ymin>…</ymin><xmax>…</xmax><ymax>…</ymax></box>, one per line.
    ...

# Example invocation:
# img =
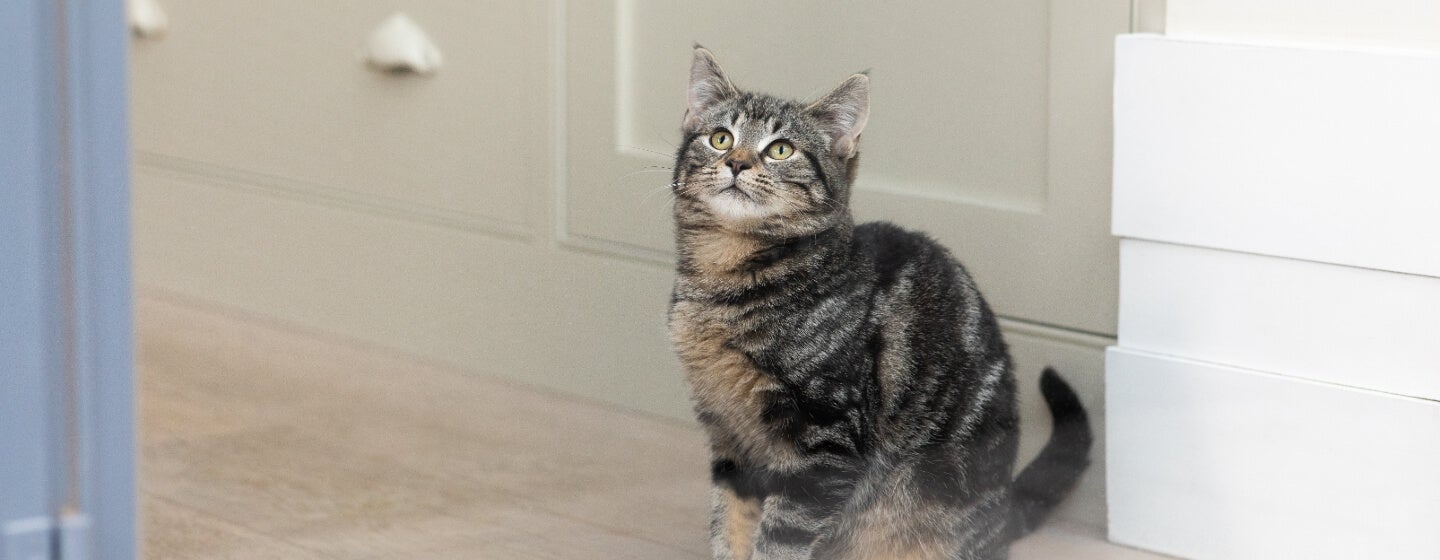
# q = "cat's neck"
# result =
<box><xmin>674</xmin><ymin>220</ymin><xmax>853</xmax><ymax>292</ymax></box>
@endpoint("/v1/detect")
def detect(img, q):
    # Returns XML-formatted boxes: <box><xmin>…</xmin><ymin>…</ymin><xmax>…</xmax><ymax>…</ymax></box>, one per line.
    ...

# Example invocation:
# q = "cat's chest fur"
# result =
<box><xmin>669</xmin><ymin>299</ymin><xmax>801</xmax><ymax>469</ymax></box>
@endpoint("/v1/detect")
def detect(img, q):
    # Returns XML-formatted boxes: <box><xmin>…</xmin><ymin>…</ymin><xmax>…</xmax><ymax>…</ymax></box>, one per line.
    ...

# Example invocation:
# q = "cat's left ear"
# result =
<box><xmin>684</xmin><ymin>47</ymin><xmax>737</xmax><ymax>133</ymax></box>
<box><xmin>806</xmin><ymin>73</ymin><xmax>870</xmax><ymax>160</ymax></box>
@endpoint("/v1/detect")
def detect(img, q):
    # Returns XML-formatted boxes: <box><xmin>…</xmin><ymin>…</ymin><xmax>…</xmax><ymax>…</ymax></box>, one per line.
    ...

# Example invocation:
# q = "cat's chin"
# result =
<box><xmin>705</xmin><ymin>190</ymin><xmax>778</xmax><ymax>226</ymax></box>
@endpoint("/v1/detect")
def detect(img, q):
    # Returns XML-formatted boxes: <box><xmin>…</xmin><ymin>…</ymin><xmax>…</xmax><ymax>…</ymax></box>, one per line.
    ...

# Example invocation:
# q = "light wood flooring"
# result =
<box><xmin>138</xmin><ymin>292</ymin><xmax>1172</xmax><ymax>559</ymax></box>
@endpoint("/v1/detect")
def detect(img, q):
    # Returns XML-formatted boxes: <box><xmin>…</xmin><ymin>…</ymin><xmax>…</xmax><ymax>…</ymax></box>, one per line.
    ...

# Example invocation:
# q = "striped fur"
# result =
<box><xmin>668</xmin><ymin>48</ymin><xmax>1091</xmax><ymax>560</ymax></box>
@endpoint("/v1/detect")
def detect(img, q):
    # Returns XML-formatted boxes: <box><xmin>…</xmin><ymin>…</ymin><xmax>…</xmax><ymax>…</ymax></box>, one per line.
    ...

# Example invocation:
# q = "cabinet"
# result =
<box><xmin>1109</xmin><ymin>35</ymin><xmax>1440</xmax><ymax>558</ymax></box>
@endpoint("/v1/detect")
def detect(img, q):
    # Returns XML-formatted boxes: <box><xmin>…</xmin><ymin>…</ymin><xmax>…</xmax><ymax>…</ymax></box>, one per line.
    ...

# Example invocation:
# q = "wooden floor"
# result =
<box><xmin>137</xmin><ymin>293</ymin><xmax>1172</xmax><ymax>559</ymax></box>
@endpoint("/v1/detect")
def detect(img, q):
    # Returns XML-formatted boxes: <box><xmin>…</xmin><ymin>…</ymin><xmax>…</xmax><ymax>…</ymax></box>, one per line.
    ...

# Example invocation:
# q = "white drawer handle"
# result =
<box><xmin>362</xmin><ymin>13</ymin><xmax>443</xmax><ymax>75</ymax></box>
<box><xmin>127</xmin><ymin>0</ymin><xmax>168</xmax><ymax>39</ymax></box>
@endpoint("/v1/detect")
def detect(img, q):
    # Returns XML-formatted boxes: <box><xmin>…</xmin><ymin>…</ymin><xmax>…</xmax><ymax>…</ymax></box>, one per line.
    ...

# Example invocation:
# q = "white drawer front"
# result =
<box><xmin>1166</xmin><ymin>0</ymin><xmax>1440</xmax><ymax>51</ymax></box>
<box><xmin>1106</xmin><ymin>348</ymin><xmax>1440</xmax><ymax>559</ymax></box>
<box><xmin>1113</xmin><ymin>35</ymin><xmax>1440</xmax><ymax>277</ymax></box>
<box><xmin>1118</xmin><ymin>239</ymin><xmax>1440</xmax><ymax>400</ymax></box>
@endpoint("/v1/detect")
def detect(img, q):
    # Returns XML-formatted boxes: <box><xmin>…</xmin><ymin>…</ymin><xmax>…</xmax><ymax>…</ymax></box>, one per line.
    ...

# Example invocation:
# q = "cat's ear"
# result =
<box><xmin>806</xmin><ymin>73</ymin><xmax>870</xmax><ymax>160</ymax></box>
<box><xmin>685</xmin><ymin>46</ymin><xmax>737</xmax><ymax>132</ymax></box>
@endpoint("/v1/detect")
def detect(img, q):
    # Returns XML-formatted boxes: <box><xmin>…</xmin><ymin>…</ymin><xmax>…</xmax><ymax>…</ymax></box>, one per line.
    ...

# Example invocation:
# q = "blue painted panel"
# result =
<box><xmin>1</xmin><ymin>1</ymin><xmax>135</xmax><ymax>558</ymax></box>
<box><xmin>68</xmin><ymin>2</ymin><xmax>136</xmax><ymax>559</ymax></box>
<box><xmin>0</xmin><ymin>0</ymin><xmax>64</xmax><ymax>530</ymax></box>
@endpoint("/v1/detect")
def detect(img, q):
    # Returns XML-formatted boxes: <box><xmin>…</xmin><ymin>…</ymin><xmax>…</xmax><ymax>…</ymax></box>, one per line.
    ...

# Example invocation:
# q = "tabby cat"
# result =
<box><xmin>667</xmin><ymin>47</ymin><xmax>1093</xmax><ymax>560</ymax></box>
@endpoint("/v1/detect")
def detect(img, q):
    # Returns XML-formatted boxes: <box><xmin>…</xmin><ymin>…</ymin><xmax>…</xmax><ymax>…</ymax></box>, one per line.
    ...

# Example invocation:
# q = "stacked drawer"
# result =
<box><xmin>1107</xmin><ymin>35</ymin><xmax>1440</xmax><ymax>559</ymax></box>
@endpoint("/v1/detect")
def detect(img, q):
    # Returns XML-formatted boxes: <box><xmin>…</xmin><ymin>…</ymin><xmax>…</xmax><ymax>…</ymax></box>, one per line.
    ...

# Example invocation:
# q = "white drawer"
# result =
<box><xmin>130</xmin><ymin>1</ymin><xmax>549</xmax><ymax>234</ymax></box>
<box><xmin>1106</xmin><ymin>348</ymin><xmax>1440</xmax><ymax>559</ymax></box>
<box><xmin>1166</xmin><ymin>0</ymin><xmax>1440</xmax><ymax>51</ymax></box>
<box><xmin>1118</xmin><ymin>239</ymin><xmax>1440</xmax><ymax>400</ymax></box>
<box><xmin>1113</xmin><ymin>35</ymin><xmax>1440</xmax><ymax>277</ymax></box>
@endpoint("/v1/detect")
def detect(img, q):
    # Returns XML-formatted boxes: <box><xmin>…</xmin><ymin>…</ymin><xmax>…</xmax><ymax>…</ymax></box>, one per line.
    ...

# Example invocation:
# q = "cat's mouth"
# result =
<box><xmin>719</xmin><ymin>183</ymin><xmax>754</xmax><ymax>202</ymax></box>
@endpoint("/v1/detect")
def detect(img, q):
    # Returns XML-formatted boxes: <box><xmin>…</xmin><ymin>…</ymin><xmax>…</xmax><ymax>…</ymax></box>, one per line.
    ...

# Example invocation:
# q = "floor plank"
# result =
<box><xmin>143</xmin><ymin>495</ymin><xmax>332</xmax><ymax>560</ymax></box>
<box><xmin>137</xmin><ymin>291</ymin><xmax>1170</xmax><ymax>559</ymax></box>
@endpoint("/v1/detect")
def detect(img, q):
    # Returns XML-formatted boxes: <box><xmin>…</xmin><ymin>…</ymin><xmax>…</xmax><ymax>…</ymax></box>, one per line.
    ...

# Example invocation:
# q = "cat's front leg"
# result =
<box><xmin>750</xmin><ymin>495</ymin><xmax>825</xmax><ymax>559</ymax></box>
<box><xmin>711</xmin><ymin>484</ymin><xmax>762</xmax><ymax>560</ymax></box>
<box><xmin>749</xmin><ymin>466</ymin><xmax>853</xmax><ymax>560</ymax></box>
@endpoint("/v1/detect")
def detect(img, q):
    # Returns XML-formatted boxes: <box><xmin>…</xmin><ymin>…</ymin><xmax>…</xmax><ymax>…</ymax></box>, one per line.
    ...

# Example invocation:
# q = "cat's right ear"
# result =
<box><xmin>684</xmin><ymin>46</ymin><xmax>737</xmax><ymax>133</ymax></box>
<box><xmin>806</xmin><ymin>73</ymin><xmax>870</xmax><ymax>160</ymax></box>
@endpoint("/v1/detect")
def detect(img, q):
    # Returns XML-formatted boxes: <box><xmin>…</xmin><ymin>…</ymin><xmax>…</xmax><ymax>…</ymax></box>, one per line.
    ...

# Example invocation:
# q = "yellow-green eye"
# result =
<box><xmin>766</xmin><ymin>141</ymin><xmax>795</xmax><ymax>160</ymax></box>
<box><xmin>709</xmin><ymin>130</ymin><xmax>734</xmax><ymax>150</ymax></box>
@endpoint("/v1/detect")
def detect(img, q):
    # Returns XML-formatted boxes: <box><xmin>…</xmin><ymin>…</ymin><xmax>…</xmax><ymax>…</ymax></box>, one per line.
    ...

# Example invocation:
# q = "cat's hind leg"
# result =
<box><xmin>813</xmin><ymin>460</ymin><xmax>1014</xmax><ymax>560</ymax></box>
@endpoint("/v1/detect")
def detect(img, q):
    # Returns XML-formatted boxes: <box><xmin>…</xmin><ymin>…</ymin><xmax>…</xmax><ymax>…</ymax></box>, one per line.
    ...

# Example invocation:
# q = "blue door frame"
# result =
<box><xmin>1</xmin><ymin>2</ymin><xmax>135</xmax><ymax>560</ymax></box>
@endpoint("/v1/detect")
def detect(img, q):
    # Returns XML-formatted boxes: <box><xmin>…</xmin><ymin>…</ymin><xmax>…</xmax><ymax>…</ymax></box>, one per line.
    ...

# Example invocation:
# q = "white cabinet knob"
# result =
<box><xmin>362</xmin><ymin>13</ymin><xmax>443</xmax><ymax>75</ymax></box>
<box><xmin>127</xmin><ymin>0</ymin><xmax>168</xmax><ymax>39</ymax></box>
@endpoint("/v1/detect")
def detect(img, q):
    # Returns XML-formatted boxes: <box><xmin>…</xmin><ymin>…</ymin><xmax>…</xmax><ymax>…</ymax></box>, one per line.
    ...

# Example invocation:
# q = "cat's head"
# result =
<box><xmin>672</xmin><ymin>47</ymin><xmax>869</xmax><ymax>238</ymax></box>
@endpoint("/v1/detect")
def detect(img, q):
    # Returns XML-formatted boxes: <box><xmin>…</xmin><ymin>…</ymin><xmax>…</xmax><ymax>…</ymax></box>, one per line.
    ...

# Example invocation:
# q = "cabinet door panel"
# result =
<box><xmin>131</xmin><ymin>1</ymin><xmax>549</xmax><ymax>235</ymax></box>
<box><xmin>564</xmin><ymin>0</ymin><xmax>1127</xmax><ymax>334</ymax></box>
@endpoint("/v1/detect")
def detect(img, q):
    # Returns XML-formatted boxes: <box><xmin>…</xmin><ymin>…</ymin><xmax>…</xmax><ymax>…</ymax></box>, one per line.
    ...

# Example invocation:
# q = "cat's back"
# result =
<box><xmin>854</xmin><ymin>219</ymin><xmax>1004</xmax><ymax>373</ymax></box>
<box><xmin>854</xmin><ymin>220</ymin><xmax>969</xmax><ymax>293</ymax></box>
<box><xmin>854</xmin><ymin>221</ymin><xmax>1013</xmax><ymax>455</ymax></box>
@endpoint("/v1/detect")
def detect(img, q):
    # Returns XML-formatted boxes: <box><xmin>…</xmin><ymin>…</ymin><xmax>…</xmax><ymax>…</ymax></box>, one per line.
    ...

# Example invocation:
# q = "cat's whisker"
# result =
<box><xmin>618</xmin><ymin>169</ymin><xmax>674</xmax><ymax>177</ymax></box>
<box><xmin>640</xmin><ymin>181</ymin><xmax>689</xmax><ymax>205</ymax></box>
<box><xmin>606</xmin><ymin>168</ymin><xmax>678</xmax><ymax>190</ymax></box>
<box><xmin>621</xmin><ymin>145</ymin><xmax>679</xmax><ymax>160</ymax></box>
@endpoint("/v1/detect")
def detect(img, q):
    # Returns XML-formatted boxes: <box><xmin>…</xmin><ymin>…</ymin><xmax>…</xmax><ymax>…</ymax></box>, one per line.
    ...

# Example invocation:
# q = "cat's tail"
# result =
<box><xmin>1008</xmin><ymin>367</ymin><xmax>1093</xmax><ymax>538</ymax></box>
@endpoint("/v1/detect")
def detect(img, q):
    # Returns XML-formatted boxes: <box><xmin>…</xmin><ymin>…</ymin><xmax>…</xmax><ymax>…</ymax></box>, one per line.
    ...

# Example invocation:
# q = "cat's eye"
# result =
<box><xmin>766</xmin><ymin>141</ymin><xmax>795</xmax><ymax>161</ymax></box>
<box><xmin>709</xmin><ymin>130</ymin><xmax>734</xmax><ymax>150</ymax></box>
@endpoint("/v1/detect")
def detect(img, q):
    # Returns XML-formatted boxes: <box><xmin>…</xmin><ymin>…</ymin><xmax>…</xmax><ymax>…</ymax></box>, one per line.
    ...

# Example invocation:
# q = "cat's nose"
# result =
<box><xmin>726</xmin><ymin>159</ymin><xmax>753</xmax><ymax>176</ymax></box>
